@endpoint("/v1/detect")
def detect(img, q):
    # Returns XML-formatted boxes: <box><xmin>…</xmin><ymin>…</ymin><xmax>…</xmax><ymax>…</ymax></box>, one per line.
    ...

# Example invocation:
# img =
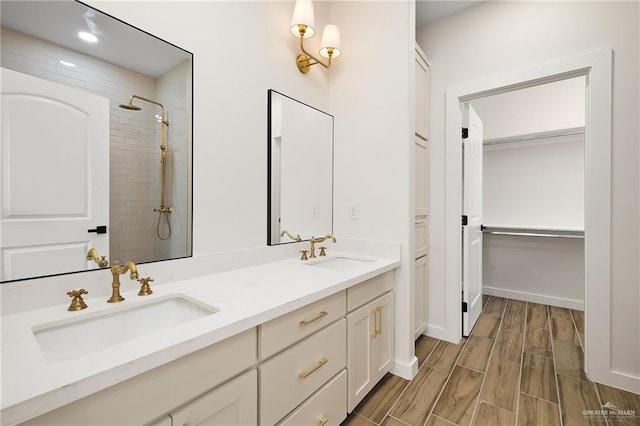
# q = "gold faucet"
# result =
<box><xmin>107</xmin><ymin>260</ymin><xmax>139</xmax><ymax>303</ymax></box>
<box><xmin>86</xmin><ymin>248</ymin><xmax>109</xmax><ymax>268</ymax></box>
<box><xmin>309</xmin><ymin>234</ymin><xmax>336</xmax><ymax>258</ymax></box>
<box><xmin>280</xmin><ymin>230</ymin><xmax>302</xmax><ymax>242</ymax></box>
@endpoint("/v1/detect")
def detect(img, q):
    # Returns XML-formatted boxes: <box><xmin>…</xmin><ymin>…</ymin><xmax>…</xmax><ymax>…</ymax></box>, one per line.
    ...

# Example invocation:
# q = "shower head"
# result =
<box><xmin>119</xmin><ymin>102</ymin><xmax>141</xmax><ymax>111</ymax></box>
<box><xmin>119</xmin><ymin>94</ymin><xmax>168</xmax><ymax>126</ymax></box>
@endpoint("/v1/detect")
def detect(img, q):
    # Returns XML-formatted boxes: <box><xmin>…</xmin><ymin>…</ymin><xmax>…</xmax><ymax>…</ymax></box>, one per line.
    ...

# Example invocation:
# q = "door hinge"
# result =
<box><xmin>462</xmin><ymin>215</ymin><xmax>468</xmax><ymax>226</ymax></box>
<box><xmin>462</xmin><ymin>302</ymin><xmax>468</xmax><ymax>313</ymax></box>
<box><xmin>462</xmin><ymin>127</ymin><xmax>469</xmax><ymax>139</ymax></box>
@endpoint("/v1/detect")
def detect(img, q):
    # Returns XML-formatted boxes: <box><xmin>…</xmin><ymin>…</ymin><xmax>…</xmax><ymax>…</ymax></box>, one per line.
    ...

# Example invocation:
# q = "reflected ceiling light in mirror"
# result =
<box><xmin>59</xmin><ymin>60</ymin><xmax>77</xmax><ymax>67</ymax></box>
<box><xmin>78</xmin><ymin>31</ymin><xmax>98</xmax><ymax>43</ymax></box>
<box><xmin>290</xmin><ymin>0</ymin><xmax>341</xmax><ymax>73</ymax></box>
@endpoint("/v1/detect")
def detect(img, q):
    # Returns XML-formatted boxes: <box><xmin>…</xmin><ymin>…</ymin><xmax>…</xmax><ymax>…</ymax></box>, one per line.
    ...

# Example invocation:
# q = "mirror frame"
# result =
<box><xmin>0</xmin><ymin>0</ymin><xmax>194</xmax><ymax>283</ymax></box>
<box><xmin>267</xmin><ymin>89</ymin><xmax>334</xmax><ymax>245</ymax></box>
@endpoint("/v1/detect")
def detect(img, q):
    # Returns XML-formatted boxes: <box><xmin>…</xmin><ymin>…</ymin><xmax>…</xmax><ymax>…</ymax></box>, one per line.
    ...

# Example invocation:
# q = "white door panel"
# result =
<box><xmin>1</xmin><ymin>67</ymin><xmax>109</xmax><ymax>281</ymax></box>
<box><xmin>462</xmin><ymin>103</ymin><xmax>483</xmax><ymax>336</ymax></box>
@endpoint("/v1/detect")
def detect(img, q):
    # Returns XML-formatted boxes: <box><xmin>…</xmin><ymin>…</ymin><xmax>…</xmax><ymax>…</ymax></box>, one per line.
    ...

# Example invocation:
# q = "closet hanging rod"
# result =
<box><xmin>483</xmin><ymin>230</ymin><xmax>584</xmax><ymax>239</ymax></box>
<box><xmin>483</xmin><ymin>126</ymin><xmax>585</xmax><ymax>146</ymax></box>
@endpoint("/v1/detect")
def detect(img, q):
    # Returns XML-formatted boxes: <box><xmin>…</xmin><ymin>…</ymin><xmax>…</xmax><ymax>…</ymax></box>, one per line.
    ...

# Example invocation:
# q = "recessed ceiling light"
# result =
<box><xmin>59</xmin><ymin>60</ymin><xmax>77</xmax><ymax>67</ymax></box>
<box><xmin>78</xmin><ymin>31</ymin><xmax>98</xmax><ymax>43</ymax></box>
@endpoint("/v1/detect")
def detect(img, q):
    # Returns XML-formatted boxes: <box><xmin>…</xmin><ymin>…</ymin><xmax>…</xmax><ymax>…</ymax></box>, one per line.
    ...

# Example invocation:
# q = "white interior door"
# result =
<box><xmin>1</xmin><ymin>67</ymin><xmax>109</xmax><ymax>281</ymax></box>
<box><xmin>462</xmin><ymin>103</ymin><xmax>483</xmax><ymax>336</ymax></box>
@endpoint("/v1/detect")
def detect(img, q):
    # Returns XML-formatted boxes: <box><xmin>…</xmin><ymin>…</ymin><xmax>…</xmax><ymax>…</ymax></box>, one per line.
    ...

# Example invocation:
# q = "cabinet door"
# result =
<box><xmin>414</xmin><ymin>256</ymin><xmax>428</xmax><ymax>338</ymax></box>
<box><xmin>171</xmin><ymin>369</ymin><xmax>257</xmax><ymax>426</ymax></box>
<box><xmin>346</xmin><ymin>292</ymin><xmax>394</xmax><ymax>412</ymax></box>
<box><xmin>414</xmin><ymin>136</ymin><xmax>428</xmax><ymax>217</ymax></box>
<box><xmin>372</xmin><ymin>292</ymin><xmax>394</xmax><ymax>378</ymax></box>
<box><xmin>415</xmin><ymin>50</ymin><xmax>430</xmax><ymax>140</ymax></box>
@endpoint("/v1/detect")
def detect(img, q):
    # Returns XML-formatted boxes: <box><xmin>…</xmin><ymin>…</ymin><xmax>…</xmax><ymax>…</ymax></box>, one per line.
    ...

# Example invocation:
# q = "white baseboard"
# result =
<box><xmin>483</xmin><ymin>286</ymin><xmax>584</xmax><ymax>310</ymax></box>
<box><xmin>391</xmin><ymin>356</ymin><xmax>418</xmax><ymax>380</ymax></box>
<box><xmin>414</xmin><ymin>323</ymin><xmax>427</xmax><ymax>340</ymax></box>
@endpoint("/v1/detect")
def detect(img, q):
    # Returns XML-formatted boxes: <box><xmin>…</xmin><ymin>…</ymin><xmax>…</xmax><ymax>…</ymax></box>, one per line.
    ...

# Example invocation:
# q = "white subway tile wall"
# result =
<box><xmin>1</xmin><ymin>27</ymin><xmax>190</xmax><ymax>265</ymax></box>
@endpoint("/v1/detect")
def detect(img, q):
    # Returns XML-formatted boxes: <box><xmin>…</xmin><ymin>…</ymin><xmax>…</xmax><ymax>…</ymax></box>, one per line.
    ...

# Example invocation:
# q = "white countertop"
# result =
<box><xmin>0</xmin><ymin>252</ymin><xmax>400</xmax><ymax>425</ymax></box>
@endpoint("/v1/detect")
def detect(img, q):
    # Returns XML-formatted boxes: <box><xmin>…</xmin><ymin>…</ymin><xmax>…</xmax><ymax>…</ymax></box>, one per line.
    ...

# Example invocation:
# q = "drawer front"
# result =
<box><xmin>278</xmin><ymin>370</ymin><xmax>347</xmax><ymax>426</ymax></box>
<box><xmin>259</xmin><ymin>291</ymin><xmax>346</xmax><ymax>359</ymax></box>
<box><xmin>259</xmin><ymin>319</ymin><xmax>347</xmax><ymax>426</ymax></box>
<box><xmin>347</xmin><ymin>271</ymin><xmax>393</xmax><ymax>312</ymax></box>
<box><xmin>170</xmin><ymin>369</ymin><xmax>257</xmax><ymax>426</ymax></box>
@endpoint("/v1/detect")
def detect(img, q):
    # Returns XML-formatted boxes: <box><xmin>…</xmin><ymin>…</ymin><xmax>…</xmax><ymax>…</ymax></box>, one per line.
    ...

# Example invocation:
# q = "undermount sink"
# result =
<box><xmin>32</xmin><ymin>295</ymin><xmax>218</xmax><ymax>361</ymax></box>
<box><xmin>307</xmin><ymin>256</ymin><xmax>374</xmax><ymax>271</ymax></box>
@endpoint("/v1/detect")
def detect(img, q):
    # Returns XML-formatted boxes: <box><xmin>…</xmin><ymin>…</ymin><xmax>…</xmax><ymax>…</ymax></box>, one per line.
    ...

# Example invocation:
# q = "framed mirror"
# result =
<box><xmin>0</xmin><ymin>1</ymin><xmax>193</xmax><ymax>282</ymax></box>
<box><xmin>267</xmin><ymin>90</ymin><xmax>333</xmax><ymax>245</ymax></box>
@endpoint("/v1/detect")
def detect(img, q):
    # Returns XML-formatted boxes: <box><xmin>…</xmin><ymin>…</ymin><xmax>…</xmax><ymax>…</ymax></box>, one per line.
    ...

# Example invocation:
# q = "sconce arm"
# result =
<box><xmin>299</xmin><ymin>35</ymin><xmax>332</xmax><ymax>69</ymax></box>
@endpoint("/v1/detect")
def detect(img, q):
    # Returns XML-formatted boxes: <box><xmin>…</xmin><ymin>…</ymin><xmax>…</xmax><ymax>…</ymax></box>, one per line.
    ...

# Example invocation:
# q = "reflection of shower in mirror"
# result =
<box><xmin>119</xmin><ymin>95</ymin><xmax>173</xmax><ymax>240</ymax></box>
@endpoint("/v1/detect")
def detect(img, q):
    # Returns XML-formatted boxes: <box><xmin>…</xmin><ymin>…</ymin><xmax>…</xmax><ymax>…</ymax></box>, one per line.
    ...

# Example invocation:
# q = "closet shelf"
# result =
<box><xmin>483</xmin><ymin>126</ymin><xmax>585</xmax><ymax>146</ymax></box>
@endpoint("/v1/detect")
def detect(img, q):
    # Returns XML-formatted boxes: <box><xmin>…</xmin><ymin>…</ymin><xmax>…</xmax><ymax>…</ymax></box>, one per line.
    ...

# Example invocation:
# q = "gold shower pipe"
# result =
<box><xmin>119</xmin><ymin>94</ymin><xmax>172</xmax><ymax>240</ymax></box>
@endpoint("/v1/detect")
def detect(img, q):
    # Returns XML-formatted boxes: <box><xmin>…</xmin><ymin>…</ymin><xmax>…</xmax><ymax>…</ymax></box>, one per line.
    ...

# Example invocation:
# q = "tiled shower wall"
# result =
<box><xmin>1</xmin><ymin>27</ymin><xmax>190</xmax><ymax>265</ymax></box>
<box><xmin>155</xmin><ymin>60</ymin><xmax>191</xmax><ymax>261</ymax></box>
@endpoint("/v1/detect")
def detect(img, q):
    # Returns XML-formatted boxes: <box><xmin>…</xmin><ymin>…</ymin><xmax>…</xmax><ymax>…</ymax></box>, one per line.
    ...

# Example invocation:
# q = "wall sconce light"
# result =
<box><xmin>290</xmin><ymin>0</ymin><xmax>341</xmax><ymax>73</ymax></box>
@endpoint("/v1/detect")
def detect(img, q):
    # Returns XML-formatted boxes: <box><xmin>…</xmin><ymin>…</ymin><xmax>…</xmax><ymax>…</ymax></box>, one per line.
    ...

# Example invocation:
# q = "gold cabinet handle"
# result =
<box><xmin>319</xmin><ymin>416</ymin><xmax>329</xmax><ymax>426</ymax></box>
<box><xmin>298</xmin><ymin>357</ymin><xmax>328</xmax><ymax>378</ymax></box>
<box><xmin>299</xmin><ymin>311</ymin><xmax>328</xmax><ymax>327</ymax></box>
<box><xmin>370</xmin><ymin>306</ymin><xmax>382</xmax><ymax>338</ymax></box>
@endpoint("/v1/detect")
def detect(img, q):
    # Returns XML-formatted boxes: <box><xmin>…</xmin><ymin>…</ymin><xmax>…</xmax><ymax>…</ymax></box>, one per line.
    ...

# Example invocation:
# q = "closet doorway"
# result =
<box><xmin>445</xmin><ymin>50</ymin><xmax>612</xmax><ymax>383</ymax></box>
<box><xmin>461</xmin><ymin>76</ymin><xmax>587</xmax><ymax>336</ymax></box>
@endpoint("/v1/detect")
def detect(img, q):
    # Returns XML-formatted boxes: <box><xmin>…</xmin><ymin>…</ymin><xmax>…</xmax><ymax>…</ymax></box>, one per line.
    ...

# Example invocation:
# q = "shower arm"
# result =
<box><xmin>124</xmin><ymin>95</ymin><xmax>169</xmax><ymax>126</ymax></box>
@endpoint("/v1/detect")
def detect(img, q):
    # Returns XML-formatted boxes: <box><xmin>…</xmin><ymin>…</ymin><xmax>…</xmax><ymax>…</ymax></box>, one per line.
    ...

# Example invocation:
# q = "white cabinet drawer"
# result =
<box><xmin>259</xmin><ymin>291</ymin><xmax>346</xmax><ymax>359</ymax></box>
<box><xmin>170</xmin><ymin>369</ymin><xmax>257</xmax><ymax>426</ymax></box>
<box><xmin>347</xmin><ymin>271</ymin><xmax>393</xmax><ymax>312</ymax></box>
<box><xmin>278</xmin><ymin>370</ymin><xmax>347</xmax><ymax>426</ymax></box>
<box><xmin>259</xmin><ymin>319</ymin><xmax>347</xmax><ymax>426</ymax></box>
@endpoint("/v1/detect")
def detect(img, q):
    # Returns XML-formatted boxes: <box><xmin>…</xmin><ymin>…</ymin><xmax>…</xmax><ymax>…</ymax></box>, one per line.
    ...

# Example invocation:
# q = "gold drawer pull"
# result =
<box><xmin>299</xmin><ymin>311</ymin><xmax>328</xmax><ymax>327</ymax></box>
<box><xmin>298</xmin><ymin>357</ymin><xmax>328</xmax><ymax>378</ymax></box>
<box><xmin>319</xmin><ymin>416</ymin><xmax>329</xmax><ymax>426</ymax></box>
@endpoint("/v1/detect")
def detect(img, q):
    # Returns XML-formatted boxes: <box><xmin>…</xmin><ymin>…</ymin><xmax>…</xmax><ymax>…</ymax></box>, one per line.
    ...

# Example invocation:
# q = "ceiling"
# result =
<box><xmin>416</xmin><ymin>0</ymin><xmax>484</xmax><ymax>28</ymax></box>
<box><xmin>0</xmin><ymin>1</ymin><xmax>190</xmax><ymax>77</ymax></box>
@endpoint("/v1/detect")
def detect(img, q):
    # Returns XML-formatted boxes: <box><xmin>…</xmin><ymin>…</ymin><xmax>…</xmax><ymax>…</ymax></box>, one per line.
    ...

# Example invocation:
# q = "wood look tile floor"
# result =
<box><xmin>341</xmin><ymin>296</ymin><xmax>640</xmax><ymax>426</ymax></box>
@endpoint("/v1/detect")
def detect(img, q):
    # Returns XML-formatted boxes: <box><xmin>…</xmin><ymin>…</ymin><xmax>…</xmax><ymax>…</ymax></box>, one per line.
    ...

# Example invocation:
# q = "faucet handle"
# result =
<box><xmin>300</xmin><ymin>250</ymin><xmax>309</xmax><ymax>261</ymax></box>
<box><xmin>66</xmin><ymin>288</ymin><xmax>88</xmax><ymax>311</ymax></box>
<box><xmin>319</xmin><ymin>246</ymin><xmax>327</xmax><ymax>256</ymax></box>
<box><xmin>137</xmin><ymin>277</ymin><xmax>154</xmax><ymax>296</ymax></box>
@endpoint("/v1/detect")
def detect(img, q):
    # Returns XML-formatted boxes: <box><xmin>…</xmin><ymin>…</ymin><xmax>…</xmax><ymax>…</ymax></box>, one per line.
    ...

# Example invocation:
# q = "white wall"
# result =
<box><xmin>330</xmin><ymin>1</ymin><xmax>415</xmax><ymax>378</ymax></box>
<box><xmin>418</xmin><ymin>1</ymin><xmax>639</xmax><ymax>389</ymax></box>
<box><xmin>483</xmin><ymin>134</ymin><xmax>585</xmax><ymax>229</ymax></box>
<box><xmin>483</xmin><ymin>234</ymin><xmax>584</xmax><ymax>308</ymax></box>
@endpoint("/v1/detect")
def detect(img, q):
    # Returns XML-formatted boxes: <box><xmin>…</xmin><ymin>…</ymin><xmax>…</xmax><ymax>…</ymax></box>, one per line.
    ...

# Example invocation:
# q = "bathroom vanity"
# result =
<box><xmin>1</xmin><ymin>252</ymin><xmax>399</xmax><ymax>425</ymax></box>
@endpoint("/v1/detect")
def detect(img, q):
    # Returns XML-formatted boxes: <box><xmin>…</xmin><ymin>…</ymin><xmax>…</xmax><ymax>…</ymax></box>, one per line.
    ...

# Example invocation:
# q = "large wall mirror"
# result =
<box><xmin>0</xmin><ymin>1</ymin><xmax>193</xmax><ymax>282</ymax></box>
<box><xmin>267</xmin><ymin>90</ymin><xmax>333</xmax><ymax>245</ymax></box>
